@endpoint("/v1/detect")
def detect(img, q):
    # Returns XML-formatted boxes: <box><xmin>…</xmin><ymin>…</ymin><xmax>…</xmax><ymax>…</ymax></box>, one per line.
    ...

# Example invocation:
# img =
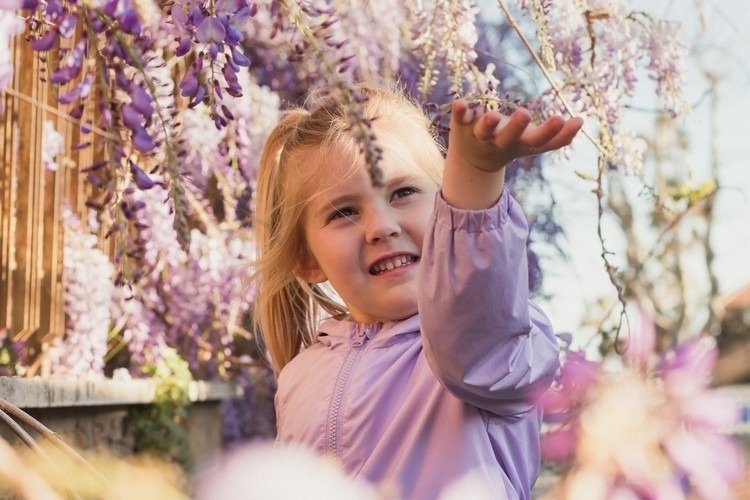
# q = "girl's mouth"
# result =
<box><xmin>369</xmin><ymin>255</ymin><xmax>419</xmax><ymax>275</ymax></box>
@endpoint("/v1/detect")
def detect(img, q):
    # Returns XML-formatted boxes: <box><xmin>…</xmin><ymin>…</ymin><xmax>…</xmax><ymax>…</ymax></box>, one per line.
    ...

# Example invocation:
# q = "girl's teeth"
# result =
<box><xmin>374</xmin><ymin>256</ymin><xmax>414</xmax><ymax>274</ymax></box>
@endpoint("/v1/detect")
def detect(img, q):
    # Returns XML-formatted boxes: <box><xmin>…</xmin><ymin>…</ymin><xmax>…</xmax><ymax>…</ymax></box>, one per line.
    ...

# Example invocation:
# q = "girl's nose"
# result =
<box><xmin>365</xmin><ymin>207</ymin><xmax>402</xmax><ymax>244</ymax></box>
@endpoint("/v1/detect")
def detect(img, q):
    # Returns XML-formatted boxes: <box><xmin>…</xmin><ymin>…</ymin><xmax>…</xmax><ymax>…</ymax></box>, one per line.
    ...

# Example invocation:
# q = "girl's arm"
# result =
<box><xmin>418</xmin><ymin>101</ymin><xmax>582</xmax><ymax>419</ymax></box>
<box><xmin>441</xmin><ymin>99</ymin><xmax>581</xmax><ymax>210</ymax></box>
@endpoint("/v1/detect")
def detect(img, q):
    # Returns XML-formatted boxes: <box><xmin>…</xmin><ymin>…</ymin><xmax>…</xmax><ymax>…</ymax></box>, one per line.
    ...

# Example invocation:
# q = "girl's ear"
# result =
<box><xmin>295</xmin><ymin>254</ymin><xmax>327</xmax><ymax>284</ymax></box>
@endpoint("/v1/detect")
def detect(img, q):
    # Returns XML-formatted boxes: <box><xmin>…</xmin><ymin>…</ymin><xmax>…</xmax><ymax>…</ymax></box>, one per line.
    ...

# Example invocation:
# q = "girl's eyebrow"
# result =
<box><xmin>386</xmin><ymin>174</ymin><xmax>420</xmax><ymax>189</ymax></box>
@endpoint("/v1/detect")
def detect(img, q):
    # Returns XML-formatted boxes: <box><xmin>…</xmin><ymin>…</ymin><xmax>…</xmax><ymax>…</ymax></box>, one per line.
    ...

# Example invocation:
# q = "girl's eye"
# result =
<box><xmin>392</xmin><ymin>187</ymin><xmax>417</xmax><ymax>200</ymax></box>
<box><xmin>327</xmin><ymin>207</ymin><xmax>356</xmax><ymax>223</ymax></box>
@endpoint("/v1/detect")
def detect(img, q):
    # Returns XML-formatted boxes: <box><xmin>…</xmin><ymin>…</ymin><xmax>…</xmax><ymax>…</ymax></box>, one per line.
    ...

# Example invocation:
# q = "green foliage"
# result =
<box><xmin>128</xmin><ymin>348</ymin><xmax>194</xmax><ymax>469</ymax></box>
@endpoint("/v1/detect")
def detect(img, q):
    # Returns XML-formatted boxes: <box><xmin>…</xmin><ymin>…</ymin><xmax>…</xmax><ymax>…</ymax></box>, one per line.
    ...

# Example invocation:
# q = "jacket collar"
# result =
<box><xmin>316</xmin><ymin>314</ymin><xmax>421</xmax><ymax>347</ymax></box>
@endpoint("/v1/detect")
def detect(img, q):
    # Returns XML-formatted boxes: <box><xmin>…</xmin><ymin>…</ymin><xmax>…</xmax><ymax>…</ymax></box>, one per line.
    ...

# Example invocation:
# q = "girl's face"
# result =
<box><xmin>298</xmin><ymin>128</ymin><xmax>440</xmax><ymax>323</ymax></box>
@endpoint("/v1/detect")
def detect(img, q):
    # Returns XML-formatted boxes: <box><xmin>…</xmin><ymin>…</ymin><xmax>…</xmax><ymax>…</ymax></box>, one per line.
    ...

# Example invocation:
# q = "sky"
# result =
<box><xmin>533</xmin><ymin>0</ymin><xmax>750</xmax><ymax>341</ymax></box>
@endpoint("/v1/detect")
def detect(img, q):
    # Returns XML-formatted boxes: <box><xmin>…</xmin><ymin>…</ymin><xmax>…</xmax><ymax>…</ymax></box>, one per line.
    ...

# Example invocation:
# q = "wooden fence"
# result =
<box><xmin>1</xmin><ymin>32</ymin><xmax>105</xmax><ymax>375</ymax></box>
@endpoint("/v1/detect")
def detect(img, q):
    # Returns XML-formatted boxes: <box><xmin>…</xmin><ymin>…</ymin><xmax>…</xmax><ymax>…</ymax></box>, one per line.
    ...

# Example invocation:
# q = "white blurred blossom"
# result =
<box><xmin>611</xmin><ymin>131</ymin><xmax>648</xmax><ymax>176</ymax></box>
<box><xmin>0</xmin><ymin>10</ymin><xmax>23</xmax><ymax>107</ymax></box>
<box><xmin>194</xmin><ymin>442</ymin><xmax>379</xmax><ymax>500</ymax></box>
<box><xmin>41</xmin><ymin>121</ymin><xmax>64</xmax><ymax>171</ymax></box>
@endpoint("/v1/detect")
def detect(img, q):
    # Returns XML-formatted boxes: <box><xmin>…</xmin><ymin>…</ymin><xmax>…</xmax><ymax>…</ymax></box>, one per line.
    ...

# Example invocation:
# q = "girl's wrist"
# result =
<box><xmin>441</xmin><ymin>152</ymin><xmax>506</xmax><ymax>210</ymax></box>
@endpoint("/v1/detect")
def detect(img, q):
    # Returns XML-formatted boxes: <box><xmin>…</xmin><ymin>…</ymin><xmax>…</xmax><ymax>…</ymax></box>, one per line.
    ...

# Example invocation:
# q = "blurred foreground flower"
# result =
<box><xmin>0</xmin><ymin>437</ymin><xmax>186</xmax><ymax>499</ymax></box>
<box><xmin>539</xmin><ymin>325</ymin><xmax>745</xmax><ymax>500</ymax></box>
<box><xmin>194</xmin><ymin>442</ymin><xmax>379</xmax><ymax>500</ymax></box>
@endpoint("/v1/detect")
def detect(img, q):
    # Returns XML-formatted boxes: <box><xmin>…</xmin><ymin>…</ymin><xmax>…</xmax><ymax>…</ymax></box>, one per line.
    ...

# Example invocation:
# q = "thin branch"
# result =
<box><xmin>0</xmin><ymin>410</ymin><xmax>83</xmax><ymax>500</ymax></box>
<box><xmin>595</xmin><ymin>156</ymin><xmax>628</xmax><ymax>348</ymax></box>
<box><xmin>1</xmin><ymin>87</ymin><xmax>119</xmax><ymax>141</ymax></box>
<box><xmin>0</xmin><ymin>409</ymin><xmax>46</xmax><ymax>456</ymax></box>
<box><xmin>0</xmin><ymin>397</ymin><xmax>119</xmax><ymax>498</ymax></box>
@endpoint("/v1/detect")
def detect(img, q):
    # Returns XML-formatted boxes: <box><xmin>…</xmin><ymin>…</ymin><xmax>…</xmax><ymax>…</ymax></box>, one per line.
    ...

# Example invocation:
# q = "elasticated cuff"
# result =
<box><xmin>432</xmin><ymin>185</ymin><xmax>513</xmax><ymax>233</ymax></box>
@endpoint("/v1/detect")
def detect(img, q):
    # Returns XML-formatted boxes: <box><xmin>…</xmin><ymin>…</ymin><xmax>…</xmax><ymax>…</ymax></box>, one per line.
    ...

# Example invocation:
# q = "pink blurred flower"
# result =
<box><xmin>540</xmin><ymin>318</ymin><xmax>744</xmax><ymax>499</ymax></box>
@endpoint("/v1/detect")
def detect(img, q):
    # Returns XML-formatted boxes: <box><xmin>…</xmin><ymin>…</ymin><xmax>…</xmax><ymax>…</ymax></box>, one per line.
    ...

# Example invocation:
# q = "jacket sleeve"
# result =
<box><xmin>417</xmin><ymin>188</ymin><xmax>560</xmax><ymax>419</ymax></box>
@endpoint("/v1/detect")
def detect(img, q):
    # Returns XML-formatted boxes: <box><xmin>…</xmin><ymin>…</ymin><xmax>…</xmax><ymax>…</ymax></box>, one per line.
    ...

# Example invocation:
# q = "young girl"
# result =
<box><xmin>253</xmin><ymin>85</ymin><xmax>582</xmax><ymax>499</ymax></box>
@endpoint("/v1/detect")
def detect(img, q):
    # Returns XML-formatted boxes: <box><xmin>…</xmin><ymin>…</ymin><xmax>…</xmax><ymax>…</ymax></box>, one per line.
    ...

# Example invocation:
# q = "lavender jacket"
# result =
<box><xmin>275</xmin><ymin>189</ymin><xmax>560</xmax><ymax>499</ymax></box>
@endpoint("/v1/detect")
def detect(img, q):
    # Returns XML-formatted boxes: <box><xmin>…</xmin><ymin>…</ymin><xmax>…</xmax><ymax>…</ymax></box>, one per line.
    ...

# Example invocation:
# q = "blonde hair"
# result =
<box><xmin>253</xmin><ymin>84</ymin><xmax>444</xmax><ymax>372</ymax></box>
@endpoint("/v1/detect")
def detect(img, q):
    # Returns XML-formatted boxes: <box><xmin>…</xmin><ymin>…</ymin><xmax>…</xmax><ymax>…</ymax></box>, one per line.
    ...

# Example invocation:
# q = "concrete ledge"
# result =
<box><xmin>0</xmin><ymin>376</ymin><xmax>239</xmax><ymax>409</ymax></box>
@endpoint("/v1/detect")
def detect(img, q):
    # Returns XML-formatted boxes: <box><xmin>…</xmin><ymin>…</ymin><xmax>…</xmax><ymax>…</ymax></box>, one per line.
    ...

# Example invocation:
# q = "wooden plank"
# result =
<box><xmin>11</xmin><ymin>33</ymin><xmax>42</xmax><ymax>348</ymax></box>
<box><xmin>0</xmin><ymin>36</ymin><xmax>20</xmax><ymax>334</ymax></box>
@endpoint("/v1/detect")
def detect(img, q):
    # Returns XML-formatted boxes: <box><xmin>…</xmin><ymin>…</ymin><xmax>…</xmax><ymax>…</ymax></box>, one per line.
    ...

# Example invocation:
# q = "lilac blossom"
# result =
<box><xmin>523</xmin><ymin>1</ymin><xmax>687</xmax><ymax>172</ymax></box>
<box><xmin>50</xmin><ymin>209</ymin><xmax>114</xmax><ymax>378</ymax></box>
<box><xmin>331</xmin><ymin>0</ymin><xmax>405</xmax><ymax>81</ymax></box>
<box><xmin>221</xmin><ymin>71</ymin><xmax>281</xmax><ymax>208</ymax></box>
<box><xmin>610</xmin><ymin>130</ymin><xmax>648</xmax><ymax>176</ymax></box>
<box><xmin>113</xmin><ymin>181</ymin><xmax>255</xmax><ymax>378</ymax></box>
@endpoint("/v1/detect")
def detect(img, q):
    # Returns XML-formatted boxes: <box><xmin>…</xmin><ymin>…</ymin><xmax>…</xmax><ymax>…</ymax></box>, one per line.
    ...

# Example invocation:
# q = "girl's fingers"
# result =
<box><xmin>492</xmin><ymin>109</ymin><xmax>531</xmax><ymax>150</ymax></box>
<box><xmin>475</xmin><ymin>111</ymin><xmax>503</xmax><ymax>140</ymax></box>
<box><xmin>535</xmin><ymin>117</ymin><xmax>583</xmax><ymax>153</ymax></box>
<box><xmin>450</xmin><ymin>99</ymin><xmax>475</xmax><ymax>127</ymax></box>
<box><xmin>520</xmin><ymin>115</ymin><xmax>565</xmax><ymax>149</ymax></box>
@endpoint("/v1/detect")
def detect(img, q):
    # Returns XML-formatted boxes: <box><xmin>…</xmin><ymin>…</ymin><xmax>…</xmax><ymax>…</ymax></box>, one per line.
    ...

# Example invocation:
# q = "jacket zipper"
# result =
<box><xmin>326</xmin><ymin>338</ymin><xmax>365</xmax><ymax>459</ymax></box>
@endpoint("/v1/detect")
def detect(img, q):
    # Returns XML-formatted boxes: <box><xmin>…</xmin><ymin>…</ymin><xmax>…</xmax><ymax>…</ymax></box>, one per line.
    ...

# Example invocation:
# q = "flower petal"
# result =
<box><xmin>196</xmin><ymin>17</ymin><xmax>226</xmax><ymax>43</ymax></box>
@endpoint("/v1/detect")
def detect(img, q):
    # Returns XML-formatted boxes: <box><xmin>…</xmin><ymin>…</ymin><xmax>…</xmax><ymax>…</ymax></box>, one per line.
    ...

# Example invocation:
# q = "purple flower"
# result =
<box><xmin>59</xmin><ymin>14</ymin><xmax>76</xmax><ymax>38</ymax></box>
<box><xmin>121</xmin><ymin>103</ymin><xmax>143</xmax><ymax>130</ymax></box>
<box><xmin>175</xmin><ymin>37</ymin><xmax>192</xmax><ymax>57</ymax></box>
<box><xmin>197</xmin><ymin>17</ymin><xmax>226</xmax><ymax>43</ymax></box>
<box><xmin>130</xmin><ymin>160</ymin><xmax>158</xmax><ymax>188</ymax></box>
<box><xmin>0</xmin><ymin>0</ymin><xmax>22</xmax><ymax>10</ymax></box>
<box><xmin>129</xmin><ymin>82</ymin><xmax>155</xmax><ymax>118</ymax></box>
<box><xmin>132</xmin><ymin>126</ymin><xmax>156</xmax><ymax>153</ymax></box>
<box><xmin>30</xmin><ymin>29</ymin><xmax>58</xmax><ymax>51</ymax></box>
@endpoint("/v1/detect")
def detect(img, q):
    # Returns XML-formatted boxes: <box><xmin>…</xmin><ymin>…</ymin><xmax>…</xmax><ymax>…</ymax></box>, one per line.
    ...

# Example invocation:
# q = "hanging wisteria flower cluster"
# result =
<box><xmin>521</xmin><ymin>0</ymin><xmax>687</xmax><ymax>176</ymax></box>
<box><xmin>540</xmin><ymin>323</ymin><xmax>744</xmax><ymax>499</ymax></box>
<box><xmin>49</xmin><ymin>208</ymin><xmax>114</xmax><ymax>378</ymax></box>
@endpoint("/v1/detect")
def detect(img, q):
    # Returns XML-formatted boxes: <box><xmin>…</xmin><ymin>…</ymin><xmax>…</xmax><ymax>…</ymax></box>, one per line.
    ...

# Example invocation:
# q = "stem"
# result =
<box><xmin>702</xmin><ymin>72</ymin><xmax>721</xmax><ymax>332</ymax></box>
<box><xmin>0</xmin><ymin>410</ymin><xmax>84</xmax><ymax>500</ymax></box>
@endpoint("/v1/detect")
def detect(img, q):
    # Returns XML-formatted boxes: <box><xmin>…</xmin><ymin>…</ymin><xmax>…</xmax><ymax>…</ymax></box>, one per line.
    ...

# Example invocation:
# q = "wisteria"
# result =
<box><xmin>49</xmin><ymin>208</ymin><xmax>114</xmax><ymax>378</ymax></box>
<box><xmin>521</xmin><ymin>1</ymin><xmax>688</xmax><ymax>173</ymax></box>
<box><xmin>409</xmin><ymin>0</ymin><xmax>481</xmax><ymax>98</ymax></box>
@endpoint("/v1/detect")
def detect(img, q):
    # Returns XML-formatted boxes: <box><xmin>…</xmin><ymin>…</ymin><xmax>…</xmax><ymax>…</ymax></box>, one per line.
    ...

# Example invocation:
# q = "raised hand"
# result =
<box><xmin>441</xmin><ymin>99</ymin><xmax>583</xmax><ymax>210</ymax></box>
<box><xmin>447</xmin><ymin>99</ymin><xmax>583</xmax><ymax>174</ymax></box>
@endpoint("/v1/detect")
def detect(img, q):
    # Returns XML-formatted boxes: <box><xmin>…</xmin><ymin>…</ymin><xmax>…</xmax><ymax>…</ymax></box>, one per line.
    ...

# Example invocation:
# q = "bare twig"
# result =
<box><xmin>0</xmin><ymin>397</ymin><xmax>119</xmax><ymax>498</ymax></box>
<box><xmin>0</xmin><ymin>409</ymin><xmax>47</xmax><ymax>457</ymax></box>
<box><xmin>595</xmin><ymin>156</ymin><xmax>628</xmax><ymax>346</ymax></box>
<box><xmin>1</xmin><ymin>87</ymin><xmax>120</xmax><ymax>141</ymax></box>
